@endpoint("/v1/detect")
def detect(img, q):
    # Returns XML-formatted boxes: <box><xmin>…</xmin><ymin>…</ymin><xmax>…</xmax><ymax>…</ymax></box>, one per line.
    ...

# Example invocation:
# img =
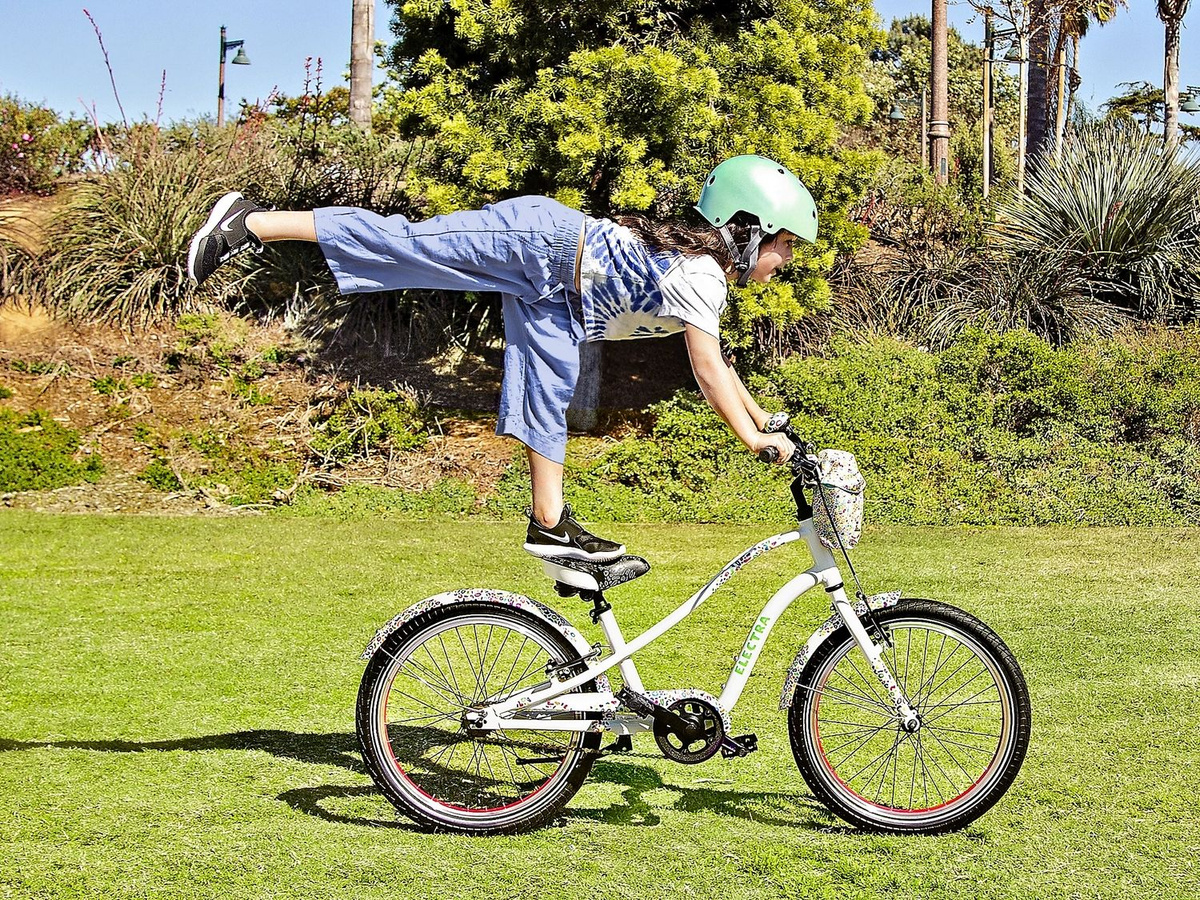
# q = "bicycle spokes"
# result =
<box><xmin>809</xmin><ymin>622</ymin><xmax>1009</xmax><ymax>813</ymax></box>
<box><xmin>380</xmin><ymin>619</ymin><xmax>586</xmax><ymax>812</ymax></box>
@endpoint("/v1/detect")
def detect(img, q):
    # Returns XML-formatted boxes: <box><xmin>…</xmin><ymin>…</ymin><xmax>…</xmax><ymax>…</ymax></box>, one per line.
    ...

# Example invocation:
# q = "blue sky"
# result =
<box><xmin>1</xmin><ymin>1</ymin><xmax>1194</xmax><ymax>125</ymax></box>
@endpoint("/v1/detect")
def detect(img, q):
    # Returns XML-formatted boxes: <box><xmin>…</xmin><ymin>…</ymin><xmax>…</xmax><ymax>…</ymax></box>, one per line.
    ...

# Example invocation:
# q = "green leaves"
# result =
<box><xmin>380</xmin><ymin>0</ymin><xmax>883</xmax><ymax>348</ymax></box>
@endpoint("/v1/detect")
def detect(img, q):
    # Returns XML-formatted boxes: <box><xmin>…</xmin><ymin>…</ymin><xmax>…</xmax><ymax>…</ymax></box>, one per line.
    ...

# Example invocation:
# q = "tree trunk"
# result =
<box><xmin>1163</xmin><ymin>18</ymin><xmax>1182</xmax><ymax>146</ymax></box>
<box><xmin>350</xmin><ymin>0</ymin><xmax>374</xmax><ymax>132</ymax></box>
<box><xmin>1054</xmin><ymin>45</ymin><xmax>1068</xmax><ymax>160</ymax></box>
<box><xmin>1064</xmin><ymin>34</ymin><xmax>1080</xmax><ymax>131</ymax></box>
<box><xmin>1026</xmin><ymin>0</ymin><xmax>1051</xmax><ymax>166</ymax></box>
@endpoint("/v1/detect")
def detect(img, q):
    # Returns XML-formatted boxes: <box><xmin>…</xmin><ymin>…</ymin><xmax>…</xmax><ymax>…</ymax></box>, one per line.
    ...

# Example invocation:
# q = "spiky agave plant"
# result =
<box><xmin>992</xmin><ymin>121</ymin><xmax>1200</xmax><ymax>323</ymax></box>
<box><xmin>927</xmin><ymin>250</ymin><xmax>1131</xmax><ymax>348</ymax></box>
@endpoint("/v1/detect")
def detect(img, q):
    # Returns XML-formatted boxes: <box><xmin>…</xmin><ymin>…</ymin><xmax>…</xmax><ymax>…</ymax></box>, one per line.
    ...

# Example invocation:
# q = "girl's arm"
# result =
<box><xmin>683</xmin><ymin>325</ymin><xmax>795</xmax><ymax>462</ymax></box>
<box><xmin>724</xmin><ymin>353</ymin><xmax>770</xmax><ymax>429</ymax></box>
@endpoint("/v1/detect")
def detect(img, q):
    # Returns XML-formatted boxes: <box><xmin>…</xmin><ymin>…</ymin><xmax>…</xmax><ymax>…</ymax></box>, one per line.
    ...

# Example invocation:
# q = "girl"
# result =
<box><xmin>188</xmin><ymin>155</ymin><xmax>818</xmax><ymax>562</ymax></box>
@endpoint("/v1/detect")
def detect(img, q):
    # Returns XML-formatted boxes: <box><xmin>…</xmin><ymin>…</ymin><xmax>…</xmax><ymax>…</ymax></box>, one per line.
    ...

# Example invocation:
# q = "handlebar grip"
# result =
<box><xmin>758</xmin><ymin>446</ymin><xmax>780</xmax><ymax>464</ymax></box>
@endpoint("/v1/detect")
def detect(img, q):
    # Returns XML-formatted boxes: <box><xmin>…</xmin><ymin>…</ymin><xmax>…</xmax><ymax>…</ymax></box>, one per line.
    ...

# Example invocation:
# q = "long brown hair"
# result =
<box><xmin>615</xmin><ymin>214</ymin><xmax>752</xmax><ymax>277</ymax></box>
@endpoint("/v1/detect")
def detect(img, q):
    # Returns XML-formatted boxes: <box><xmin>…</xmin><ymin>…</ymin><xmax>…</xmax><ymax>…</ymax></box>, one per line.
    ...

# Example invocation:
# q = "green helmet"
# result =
<box><xmin>695</xmin><ymin>155</ymin><xmax>818</xmax><ymax>287</ymax></box>
<box><xmin>695</xmin><ymin>155</ymin><xmax>819</xmax><ymax>243</ymax></box>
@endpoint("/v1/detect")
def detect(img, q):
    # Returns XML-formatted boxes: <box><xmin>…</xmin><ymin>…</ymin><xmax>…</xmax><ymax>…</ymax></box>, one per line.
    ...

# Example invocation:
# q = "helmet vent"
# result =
<box><xmin>777</xmin><ymin>168</ymin><xmax>785</xmax><ymax>174</ymax></box>
<box><xmin>714</xmin><ymin>216</ymin><xmax>722</xmax><ymax>223</ymax></box>
<box><xmin>708</xmin><ymin>176</ymin><xmax>716</xmax><ymax>185</ymax></box>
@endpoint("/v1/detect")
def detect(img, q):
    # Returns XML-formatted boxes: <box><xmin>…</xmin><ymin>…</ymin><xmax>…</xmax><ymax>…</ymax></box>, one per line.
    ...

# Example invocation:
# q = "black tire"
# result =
<box><xmin>788</xmin><ymin>599</ymin><xmax>1030</xmax><ymax>834</ymax></box>
<box><xmin>356</xmin><ymin>602</ymin><xmax>601</xmax><ymax>835</ymax></box>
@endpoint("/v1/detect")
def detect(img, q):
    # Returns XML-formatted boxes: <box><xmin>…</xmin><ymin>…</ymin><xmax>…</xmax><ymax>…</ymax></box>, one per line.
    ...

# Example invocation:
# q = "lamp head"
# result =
<box><xmin>232</xmin><ymin>47</ymin><xmax>251</xmax><ymax>65</ymax></box>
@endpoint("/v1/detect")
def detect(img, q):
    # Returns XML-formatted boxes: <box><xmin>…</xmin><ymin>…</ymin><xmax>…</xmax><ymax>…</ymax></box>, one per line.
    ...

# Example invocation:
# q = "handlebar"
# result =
<box><xmin>756</xmin><ymin>412</ymin><xmax>819</xmax><ymax>479</ymax></box>
<box><xmin>757</xmin><ymin>446</ymin><xmax>782</xmax><ymax>464</ymax></box>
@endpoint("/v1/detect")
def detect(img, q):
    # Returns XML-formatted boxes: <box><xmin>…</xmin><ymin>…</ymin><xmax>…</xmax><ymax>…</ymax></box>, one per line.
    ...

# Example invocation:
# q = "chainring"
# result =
<box><xmin>653</xmin><ymin>697</ymin><xmax>725</xmax><ymax>764</ymax></box>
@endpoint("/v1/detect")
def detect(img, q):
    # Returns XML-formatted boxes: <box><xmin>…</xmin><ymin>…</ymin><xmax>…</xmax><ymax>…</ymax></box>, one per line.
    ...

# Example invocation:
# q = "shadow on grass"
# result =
<box><xmin>0</xmin><ymin>730</ymin><xmax>364</xmax><ymax>772</ymax></box>
<box><xmin>566</xmin><ymin>758</ymin><xmax>828</xmax><ymax>830</ymax></box>
<box><xmin>0</xmin><ymin>731</ymin><xmax>828</xmax><ymax>831</ymax></box>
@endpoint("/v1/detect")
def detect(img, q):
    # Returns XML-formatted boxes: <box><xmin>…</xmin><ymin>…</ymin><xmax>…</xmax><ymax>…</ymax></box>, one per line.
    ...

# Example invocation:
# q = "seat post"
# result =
<box><xmin>581</xmin><ymin>589</ymin><xmax>611</xmax><ymax>625</ymax></box>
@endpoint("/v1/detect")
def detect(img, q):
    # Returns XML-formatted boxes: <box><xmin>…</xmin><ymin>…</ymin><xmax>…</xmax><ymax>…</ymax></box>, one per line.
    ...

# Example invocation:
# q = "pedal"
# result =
<box><xmin>720</xmin><ymin>733</ymin><xmax>758</xmax><ymax>759</ymax></box>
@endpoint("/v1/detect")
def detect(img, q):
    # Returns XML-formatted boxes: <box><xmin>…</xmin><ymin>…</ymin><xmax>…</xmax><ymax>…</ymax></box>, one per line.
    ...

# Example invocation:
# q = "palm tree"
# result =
<box><xmin>1158</xmin><ymin>0</ymin><xmax>1192</xmax><ymax>146</ymax></box>
<box><xmin>350</xmin><ymin>0</ymin><xmax>374</xmax><ymax>131</ymax></box>
<box><xmin>1026</xmin><ymin>0</ymin><xmax>1052</xmax><ymax>160</ymax></box>
<box><xmin>1056</xmin><ymin>1</ymin><xmax>1125</xmax><ymax>154</ymax></box>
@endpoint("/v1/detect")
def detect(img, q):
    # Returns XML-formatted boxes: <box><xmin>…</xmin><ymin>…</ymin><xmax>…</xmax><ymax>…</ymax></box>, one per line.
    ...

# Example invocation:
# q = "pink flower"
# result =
<box><xmin>22</xmin><ymin>133</ymin><xmax>33</xmax><ymax>142</ymax></box>
<box><xmin>10</xmin><ymin>143</ymin><xmax>17</xmax><ymax>150</ymax></box>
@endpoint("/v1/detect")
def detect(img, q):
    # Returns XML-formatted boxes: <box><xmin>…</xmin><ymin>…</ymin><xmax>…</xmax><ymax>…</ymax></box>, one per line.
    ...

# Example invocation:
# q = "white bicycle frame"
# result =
<box><xmin>468</xmin><ymin>515</ymin><xmax>920</xmax><ymax>735</ymax></box>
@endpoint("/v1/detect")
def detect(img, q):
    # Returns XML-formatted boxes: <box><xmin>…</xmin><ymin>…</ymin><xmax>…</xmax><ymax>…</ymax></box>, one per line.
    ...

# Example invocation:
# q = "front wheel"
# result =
<box><xmin>788</xmin><ymin>599</ymin><xmax>1030</xmax><ymax>834</ymax></box>
<box><xmin>356</xmin><ymin>602</ymin><xmax>601</xmax><ymax>835</ymax></box>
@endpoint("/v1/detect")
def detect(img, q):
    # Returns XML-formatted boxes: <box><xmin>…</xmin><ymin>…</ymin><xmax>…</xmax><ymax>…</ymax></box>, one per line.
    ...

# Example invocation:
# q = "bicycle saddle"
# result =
<box><xmin>541</xmin><ymin>555</ymin><xmax>651</xmax><ymax>595</ymax></box>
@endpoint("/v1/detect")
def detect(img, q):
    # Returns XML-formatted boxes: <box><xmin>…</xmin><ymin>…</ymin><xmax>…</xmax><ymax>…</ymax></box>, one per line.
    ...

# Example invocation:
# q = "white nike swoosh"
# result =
<box><xmin>219</xmin><ymin>211</ymin><xmax>245</xmax><ymax>232</ymax></box>
<box><xmin>537</xmin><ymin>531</ymin><xmax>571</xmax><ymax>543</ymax></box>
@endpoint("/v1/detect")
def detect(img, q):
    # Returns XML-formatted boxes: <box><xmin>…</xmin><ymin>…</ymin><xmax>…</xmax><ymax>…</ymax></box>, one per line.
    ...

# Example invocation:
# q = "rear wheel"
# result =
<box><xmin>356</xmin><ymin>603</ymin><xmax>600</xmax><ymax>834</ymax></box>
<box><xmin>788</xmin><ymin>599</ymin><xmax>1030</xmax><ymax>834</ymax></box>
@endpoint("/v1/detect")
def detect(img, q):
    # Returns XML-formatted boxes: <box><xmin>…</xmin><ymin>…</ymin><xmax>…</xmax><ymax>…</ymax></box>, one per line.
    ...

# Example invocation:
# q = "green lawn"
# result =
<box><xmin>1</xmin><ymin>511</ymin><xmax>1198</xmax><ymax>899</ymax></box>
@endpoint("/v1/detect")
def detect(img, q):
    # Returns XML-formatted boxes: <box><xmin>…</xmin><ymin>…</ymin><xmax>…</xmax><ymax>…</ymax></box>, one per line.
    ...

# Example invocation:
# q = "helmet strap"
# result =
<box><xmin>718</xmin><ymin>223</ymin><xmax>765</xmax><ymax>288</ymax></box>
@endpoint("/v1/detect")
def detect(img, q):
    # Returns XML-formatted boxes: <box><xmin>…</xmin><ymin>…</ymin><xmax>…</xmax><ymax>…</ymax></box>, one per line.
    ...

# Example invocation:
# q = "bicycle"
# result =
<box><xmin>355</xmin><ymin>414</ymin><xmax>1031</xmax><ymax>835</ymax></box>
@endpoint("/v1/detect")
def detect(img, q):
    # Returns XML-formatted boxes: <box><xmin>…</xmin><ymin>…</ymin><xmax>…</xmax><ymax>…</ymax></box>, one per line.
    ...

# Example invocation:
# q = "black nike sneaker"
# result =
<box><xmin>524</xmin><ymin>504</ymin><xmax>626</xmax><ymax>562</ymax></box>
<box><xmin>187</xmin><ymin>191</ymin><xmax>266</xmax><ymax>285</ymax></box>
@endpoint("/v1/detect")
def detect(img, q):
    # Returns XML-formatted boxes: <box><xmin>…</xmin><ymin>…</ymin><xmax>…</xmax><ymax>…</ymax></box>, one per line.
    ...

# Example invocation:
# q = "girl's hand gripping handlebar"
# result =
<box><xmin>755</xmin><ymin>412</ymin><xmax>820</xmax><ymax>481</ymax></box>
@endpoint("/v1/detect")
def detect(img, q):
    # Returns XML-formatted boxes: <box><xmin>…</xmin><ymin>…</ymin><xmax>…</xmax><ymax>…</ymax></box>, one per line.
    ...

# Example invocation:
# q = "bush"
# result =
<box><xmin>0</xmin><ymin>95</ymin><xmax>90</xmax><ymax>195</ymax></box>
<box><xmin>35</xmin><ymin>124</ymin><xmax>265</xmax><ymax>324</ymax></box>
<box><xmin>551</xmin><ymin>329</ymin><xmax>1200</xmax><ymax>526</ymax></box>
<box><xmin>309</xmin><ymin>387</ymin><xmax>428</xmax><ymax>463</ymax></box>
<box><xmin>0</xmin><ymin>409</ymin><xmax>103</xmax><ymax>491</ymax></box>
<box><xmin>178</xmin><ymin>426</ymin><xmax>299</xmax><ymax>506</ymax></box>
<box><xmin>992</xmin><ymin>122</ymin><xmax>1200</xmax><ymax>323</ymax></box>
<box><xmin>138</xmin><ymin>458</ymin><xmax>183</xmax><ymax>492</ymax></box>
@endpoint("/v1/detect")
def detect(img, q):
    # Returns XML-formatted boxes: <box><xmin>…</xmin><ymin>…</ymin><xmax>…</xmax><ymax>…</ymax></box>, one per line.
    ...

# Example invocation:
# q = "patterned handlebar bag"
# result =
<box><xmin>812</xmin><ymin>449</ymin><xmax>866</xmax><ymax>551</ymax></box>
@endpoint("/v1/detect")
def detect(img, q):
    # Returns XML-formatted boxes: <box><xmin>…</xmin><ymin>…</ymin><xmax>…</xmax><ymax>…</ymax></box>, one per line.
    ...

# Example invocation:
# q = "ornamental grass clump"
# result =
<box><xmin>35</xmin><ymin>124</ymin><xmax>263</xmax><ymax>325</ymax></box>
<box><xmin>0</xmin><ymin>200</ymin><xmax>39</xmax><ymax>303</ymax></box>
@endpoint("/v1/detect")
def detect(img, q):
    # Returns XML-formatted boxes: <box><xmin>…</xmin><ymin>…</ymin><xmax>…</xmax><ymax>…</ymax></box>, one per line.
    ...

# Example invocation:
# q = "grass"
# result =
<box><xmin>1</xmin><ymin>512</ymin><xmax>1198</xmax><ymax>899</ymax></box>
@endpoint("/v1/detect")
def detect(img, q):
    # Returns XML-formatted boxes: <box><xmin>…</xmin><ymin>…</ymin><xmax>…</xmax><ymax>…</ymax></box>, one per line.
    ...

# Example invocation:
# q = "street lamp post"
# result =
<box><xmin>929</xmin><ymin>0</ymin><xmax>951</xmax><ymax>185</ymax></box>
<box><xmin>217</xmin><ymin>25</ymin><xmax>251</xmax><ymax>128</ymax></box>
<box><xmin>984</xmin><ymin>26</ymin><xmax>1021</xmax><ymax>197</ymax></box>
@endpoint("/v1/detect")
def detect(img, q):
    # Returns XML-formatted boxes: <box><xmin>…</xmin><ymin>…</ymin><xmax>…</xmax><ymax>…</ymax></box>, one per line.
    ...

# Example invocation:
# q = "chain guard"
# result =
<box><xmin>653</xmin><ymin>697</ymin><xmax>726</xmax><ymax>764</ymax></box>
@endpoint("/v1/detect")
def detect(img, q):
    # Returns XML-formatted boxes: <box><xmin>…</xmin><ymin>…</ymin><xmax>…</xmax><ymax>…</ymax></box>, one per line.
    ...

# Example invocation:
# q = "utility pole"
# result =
<box><xmin>350</xmin><ymin>0</ymin><xmax>374</xmax><ymax>131</ymax></box>
<box><xmin>983</xmin><ymin>13</ymin><xmax>993</xmax><ymax>199</ymax></box>
<box><xmin>930</xmin><ymin>0</ymin><xmax>952</xmax><ymax>184</ymax></box>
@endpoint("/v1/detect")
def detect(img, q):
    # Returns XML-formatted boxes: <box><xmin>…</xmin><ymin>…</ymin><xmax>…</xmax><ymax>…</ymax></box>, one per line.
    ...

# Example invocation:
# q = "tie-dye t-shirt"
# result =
<box><xmin>577</xmin><ymin>217</ymin><xmax>728</xmax><ymax>341</ymax></box>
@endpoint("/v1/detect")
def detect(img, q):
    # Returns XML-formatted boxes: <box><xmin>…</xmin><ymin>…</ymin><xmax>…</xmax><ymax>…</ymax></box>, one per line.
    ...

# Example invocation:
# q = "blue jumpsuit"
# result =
<box><xmin>315</xmin><ymin>196</ymin><xmax>709</xmax><ymax>464</ymax></box>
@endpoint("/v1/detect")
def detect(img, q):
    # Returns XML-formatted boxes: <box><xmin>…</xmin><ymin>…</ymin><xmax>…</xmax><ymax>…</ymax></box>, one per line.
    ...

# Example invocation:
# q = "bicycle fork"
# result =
<box><xmin>829</xmin><ymin>586</ymin><xmax>921</xmax><ymax>732</ymax></box>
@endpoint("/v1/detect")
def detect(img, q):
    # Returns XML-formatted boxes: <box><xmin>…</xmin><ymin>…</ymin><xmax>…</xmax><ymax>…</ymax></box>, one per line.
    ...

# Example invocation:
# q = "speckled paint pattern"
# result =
<box><xmin>778</xmin><ymin>591</ymin><xmax>903</xmax><ymax>709</ymax></box>
<box><xmin>361</xmin><ymin>588</ymin><xmax>593</xmax><ymax>660</ymax></box>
